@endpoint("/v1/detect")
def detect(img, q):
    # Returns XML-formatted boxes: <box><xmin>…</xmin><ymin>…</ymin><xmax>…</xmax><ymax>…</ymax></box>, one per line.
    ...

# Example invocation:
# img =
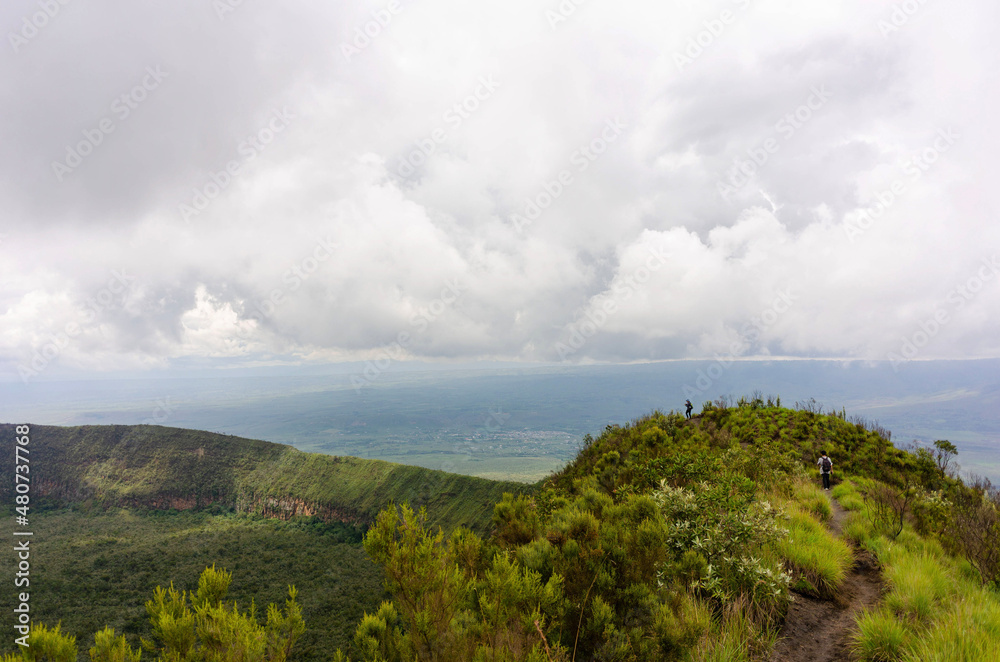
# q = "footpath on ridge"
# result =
<box><xmin>770</xmin><ymin>496</ymin><xmax>884</xmax><ymax>661</ymax></box>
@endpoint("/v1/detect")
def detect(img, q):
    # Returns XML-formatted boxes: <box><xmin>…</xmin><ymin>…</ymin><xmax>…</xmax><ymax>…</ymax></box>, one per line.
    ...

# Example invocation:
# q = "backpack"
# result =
<box><xmin>821</xmin><ymin>457</ymin><xmax>832</xmax><ymax>472</ymax></box>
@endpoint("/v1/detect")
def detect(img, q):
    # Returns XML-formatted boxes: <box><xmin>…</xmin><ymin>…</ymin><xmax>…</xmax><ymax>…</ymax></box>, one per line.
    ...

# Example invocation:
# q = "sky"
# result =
<box><xmin>2</xmin><ymin>0</ymin><xmax>999</xmax><ymax>382</ymax></box>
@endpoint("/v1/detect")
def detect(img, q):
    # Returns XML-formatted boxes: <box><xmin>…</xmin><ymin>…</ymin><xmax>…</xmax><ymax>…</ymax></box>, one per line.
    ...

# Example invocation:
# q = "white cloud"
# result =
<box><xmin>0</xmin><ymin>0</ymin><xmax>998</xmax><ymax>377</ymax></box>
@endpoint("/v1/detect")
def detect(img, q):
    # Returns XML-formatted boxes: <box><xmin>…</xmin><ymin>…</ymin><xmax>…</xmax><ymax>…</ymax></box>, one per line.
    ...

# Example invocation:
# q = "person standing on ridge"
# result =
<box><xmin>817</xmin><ymin>451</ymin><xmax>833</xmax><ymax>490</ymax></box>
<box><xmin>685</xmin><ymin>400</ymin><xmax>693</xmax><ymax>419</ymax></box>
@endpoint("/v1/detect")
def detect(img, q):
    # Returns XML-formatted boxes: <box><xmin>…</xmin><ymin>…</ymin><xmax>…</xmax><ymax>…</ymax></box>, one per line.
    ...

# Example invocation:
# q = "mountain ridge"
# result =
<box><xmin>0</xmin><ymin>423</ymin><xmax>532</xmax><ymax>533</ymax></box>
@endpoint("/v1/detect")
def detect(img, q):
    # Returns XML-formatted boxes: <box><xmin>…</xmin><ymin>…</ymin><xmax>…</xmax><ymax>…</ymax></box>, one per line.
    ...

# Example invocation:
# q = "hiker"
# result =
<box><xmin>685</xmin><ymin>400</ymin><xmax>693</xmax><ymax>419</ymax></box>
<box><xmin>817</xmin><ymin>451</ymin><xmax>832</xmax><ymax>490</ymax></box>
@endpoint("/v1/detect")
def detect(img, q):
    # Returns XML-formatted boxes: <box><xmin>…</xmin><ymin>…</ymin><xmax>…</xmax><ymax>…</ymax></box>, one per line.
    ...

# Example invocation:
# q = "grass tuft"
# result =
<box><xmin>772</xmin><ymin>503</ymin><xmax>852</xmax><ymax>597</ymax></box>
<box><xmin>791</xmin><ymin>480</ymin><xmax>833</xmax><ymax>521</ymax></box>
<box><xmin>690</xmin><ymin>604</ymin><xmax>777</xmax><ymax>662</ymax></box>
<box><xmin>852</xmin><ymin>608</ymin><xmax>908</xmax><ymax>661</ymax></box>
<box><xmin>902</xmin><ymin>595</ymin><xmax>1000</xmax><ymax>661</ymax></box>
<box><xmin>832</xmin><ymin>479</ymin><xmax>865</xmax><ymax>511</ymax></box>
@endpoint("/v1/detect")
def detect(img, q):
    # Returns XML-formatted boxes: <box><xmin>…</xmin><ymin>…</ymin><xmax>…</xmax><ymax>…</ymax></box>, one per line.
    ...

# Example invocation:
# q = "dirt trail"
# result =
<box><xmin>769</xmin><ymin>496</ymin><xmax>883</xmax><ymax>662</ymax></box>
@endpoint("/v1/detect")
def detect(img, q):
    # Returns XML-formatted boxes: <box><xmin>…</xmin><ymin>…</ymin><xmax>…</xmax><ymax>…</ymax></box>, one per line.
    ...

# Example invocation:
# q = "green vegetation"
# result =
<box><xmin>836</xmin><ymin>477</ymin><xmax>1000</xmax><ymax>661</ymax></box>
<box><xmin>1</xmin><ymin>566</ymin><xmax>304</xmax><ymax>662</ymax></box>
<box><xmin>0</xmin><ymin>424</ymin><xmax>532</xmax><ymax>534</ymax></box>
<box><xmin>0</xmin><ymin>423</ymin><xmax>531</xmax><ymax>660</ymax></box>
<box><xmin>772</xmin><ymin>501</ymin><xmax>851</xmax><ymax>598</ymax></box>
<box><xmin>0</xmin><ymin>508</ymin><xmax>383</xmax><ymax>658</ymax></box>
<box><xmin>852</xmin><ymin>609</ymin><xmax>909</xmax><ymax>661</ymax></box>
<box><xmin>3</xmin><ymin>395</ymin><xmax>999</xmax><ymax>661</ymax></box>
<box><xmin>334</xmin><ymin>396</ymin><xmax>999</xmax><ymax>661</ymax></box>
<box><xmin>331</xmin><ymin>398</ymin><xmax>888</xmax><ymax>661</ymax></box>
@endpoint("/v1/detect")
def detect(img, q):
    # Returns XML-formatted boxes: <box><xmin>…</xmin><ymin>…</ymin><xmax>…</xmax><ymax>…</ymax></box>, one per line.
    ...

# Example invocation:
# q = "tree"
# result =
<box><xmin>0</xmin><ymin>623</ymin><xmax>78</xmax><ymax>662</ymax></box>
<box><xmin>142</xmin><ymin>564</ymin><xmax>304</xmax><ymax>662</ymax></box>
<box><xmin>932</xmin><ymin>439</ymin><xmax>958</xmax><ymax>475</ymax></box>
<box><xmin>340</xmin><ymin>502</ymin><xmax>566</xmax><ymax>662</ymax></box>
<box><xmin>1</xmin><ymin>567</ymin><xmax>304</xmax><ymax>662</ymax></box>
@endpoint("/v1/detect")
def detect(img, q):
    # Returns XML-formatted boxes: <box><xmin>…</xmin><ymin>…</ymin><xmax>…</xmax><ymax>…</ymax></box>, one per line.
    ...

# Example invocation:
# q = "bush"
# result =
<box><xmin>949</xmin><ymin>477</ymin><xmax>1000</xmax><ymax>588</ymax></box>
<box><xmin>652</xmin><ymin>479</ymin><xmax>791</xmax><ymax>622</ymax></box>
<box><xmin>859</xmin><ymin>481</ymin><xmax>915</xmax><ymax>540</ymax></box>
<box><xmin>0</xmin><ymin>568</ymin><xmax>303</xmax><ymax>662</ymax></box>
<box><xmin>911</xmin><ymin>490</ymin><xmax>951</xmax><ymax>539</ymax></box>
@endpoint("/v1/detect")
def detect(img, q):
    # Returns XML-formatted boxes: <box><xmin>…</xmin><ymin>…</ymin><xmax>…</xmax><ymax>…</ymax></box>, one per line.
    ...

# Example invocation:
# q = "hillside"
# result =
<box><xmin>328</xmin><ymin>396</ymin><xmax>1000</xmax><ymax>662</ymax></box>
<box><xmin>0</xmin><ymin>423</ymin><xmax>532</xmax><ymax>533</ymax></box>
<box><xmin>3</xmin><ymin>400</ymin><xmax>998</xmax><ymax>662</ymax></box>
<box><xmin>0</xmin><ymin>423</ymin><xmax>534</xmax><ymax>659</ymax></box>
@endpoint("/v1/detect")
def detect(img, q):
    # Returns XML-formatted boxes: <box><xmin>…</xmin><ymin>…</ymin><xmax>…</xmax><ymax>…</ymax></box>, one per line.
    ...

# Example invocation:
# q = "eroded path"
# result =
<box><xmin>770</xmin><ymin>497</ymin><xmax>884</xmax><ymax>661</ymax></box>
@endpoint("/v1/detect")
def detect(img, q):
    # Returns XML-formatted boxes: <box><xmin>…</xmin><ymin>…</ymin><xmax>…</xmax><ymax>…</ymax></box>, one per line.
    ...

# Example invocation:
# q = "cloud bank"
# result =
<box><xmin>1</xmin><ymin>0</ymin><xmax>998</xmax><ymax>380</ymax></box>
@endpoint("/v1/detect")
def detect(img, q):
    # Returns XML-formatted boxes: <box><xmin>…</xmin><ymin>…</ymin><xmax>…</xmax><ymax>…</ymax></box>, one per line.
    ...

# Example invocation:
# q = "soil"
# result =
<box><xmin>769</xmin><ymin>497</ymin><xmax>884</xmax><ymax>662</ymax></box>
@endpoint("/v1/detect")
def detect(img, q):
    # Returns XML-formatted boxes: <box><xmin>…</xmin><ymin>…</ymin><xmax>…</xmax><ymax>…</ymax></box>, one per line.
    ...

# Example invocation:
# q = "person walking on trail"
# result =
<box><xmin>685</xmin><ymin>400</ymin><xmax>694</xmax><ymax>419</ymax></box>
<box><xmin>817</xmin><ymin>451</ymin><xmax>833</xmax><ymax>490</ymax></box>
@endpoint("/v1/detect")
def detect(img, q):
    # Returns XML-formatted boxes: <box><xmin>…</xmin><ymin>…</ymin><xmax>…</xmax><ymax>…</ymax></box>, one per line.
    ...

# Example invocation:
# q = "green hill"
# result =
<box><xmin>0</xmin><ymin>423</ymin><xmax>531</xmax><ymax>533</ymax></box>
<box><xmin>326</xmin><ymin>397</ymin><xmax>1000</xmax><ymax>662</ymax></box>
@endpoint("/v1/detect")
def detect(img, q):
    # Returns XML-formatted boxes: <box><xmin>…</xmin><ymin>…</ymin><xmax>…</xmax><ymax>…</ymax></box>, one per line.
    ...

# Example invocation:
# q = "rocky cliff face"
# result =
<box><xmin>247</xmin><ymin>495</ymin><xmax>367</xmax><ymax>525</ymax></box>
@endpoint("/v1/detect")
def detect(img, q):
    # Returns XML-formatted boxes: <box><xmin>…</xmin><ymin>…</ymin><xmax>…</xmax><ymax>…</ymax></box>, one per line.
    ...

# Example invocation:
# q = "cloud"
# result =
<box><xmin>1</xmin><ymin>0</ymin><xmax>998</xmax><ymax>378</ymax></box>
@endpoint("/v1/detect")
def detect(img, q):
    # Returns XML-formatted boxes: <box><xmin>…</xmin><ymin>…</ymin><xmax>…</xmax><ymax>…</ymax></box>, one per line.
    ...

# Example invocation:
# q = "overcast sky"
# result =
<box><xmin>2</xmin><ymin>0</ymin><xmax>998</xmax><ymax>380</ymax></box>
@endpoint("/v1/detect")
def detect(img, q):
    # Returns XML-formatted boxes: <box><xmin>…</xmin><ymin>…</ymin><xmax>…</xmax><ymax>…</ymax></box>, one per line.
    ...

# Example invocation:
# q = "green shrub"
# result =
<box><xmin>652</xmin><ymin>480</ymin><xmax>791</xmax><ymax>622</ymax></box>
<box><xmin>910</xmin><ymin>490</ymin><xmax>951</xmax><ymax>539</ymax></box>
<box><xmin>16</xmin><ymin>623</ymin><xmax>77</xmax><ymax>662</ymax></box>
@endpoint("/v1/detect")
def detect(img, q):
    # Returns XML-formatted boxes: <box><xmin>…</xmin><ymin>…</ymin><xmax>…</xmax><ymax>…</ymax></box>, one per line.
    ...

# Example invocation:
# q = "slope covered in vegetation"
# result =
<box><xmin>332</xmin><ymin>396</ymin><xmax>999</xmax><ymax>661</ymax></box>
<box><xmin>0</xmin><ymin>423</ymin><xmax>531</xmax><ymax>533</ymax></box>
<box><xmin>0</xmin><ymin>422</ymin><xmax>533</xmax><ymax>659</ymax></box>
<box><xmin>3</xmin><ymin>398</ymin><xmax>997</xmax><ymax>661</ymax></box>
